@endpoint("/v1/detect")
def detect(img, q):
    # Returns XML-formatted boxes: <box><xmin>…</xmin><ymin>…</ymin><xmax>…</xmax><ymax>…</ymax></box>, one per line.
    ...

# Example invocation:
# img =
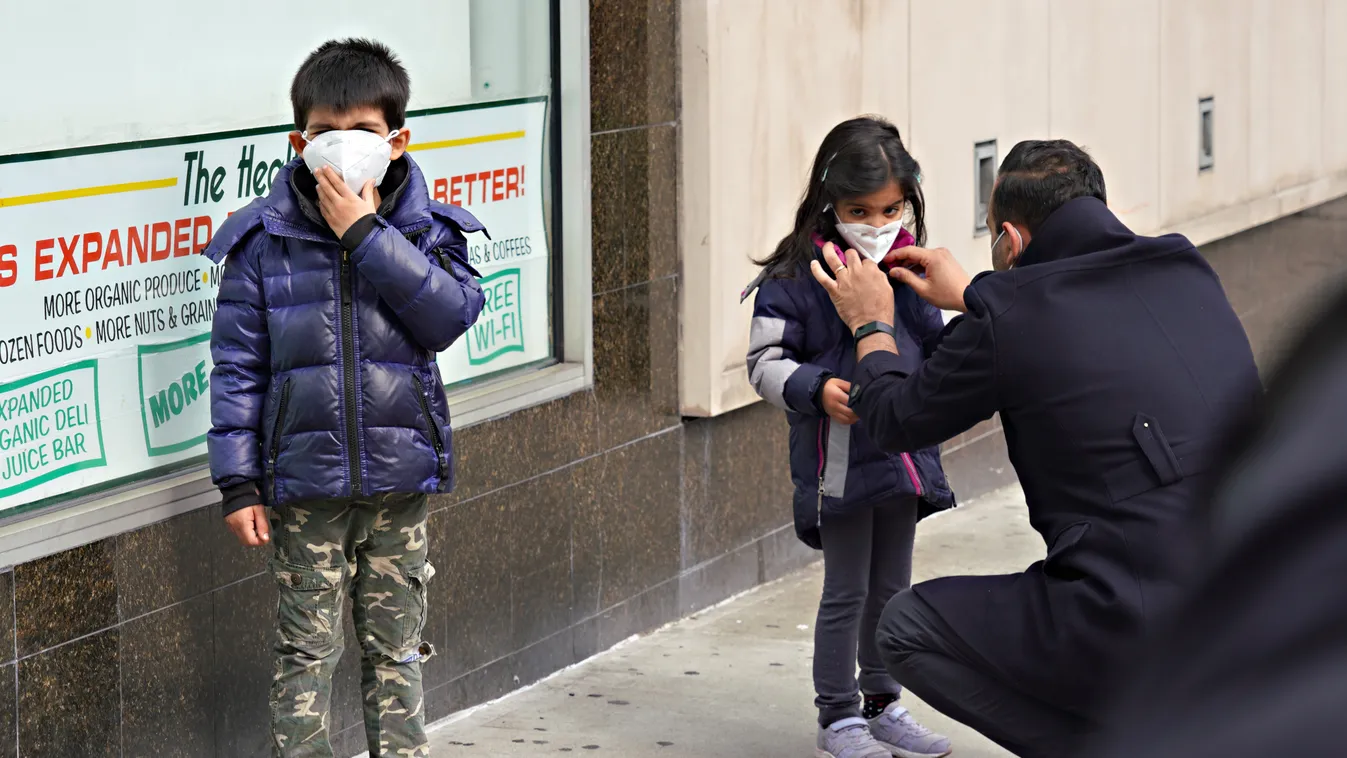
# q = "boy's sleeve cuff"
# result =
<box><xmin>340</xmin><ymin>214</ymin><xmax>379</xmax><ymax>252</ymax></box>
<box><xmin>220</xmin><ymin>481</ymin><xmax>262</xmax><ymax>517</ymax></box>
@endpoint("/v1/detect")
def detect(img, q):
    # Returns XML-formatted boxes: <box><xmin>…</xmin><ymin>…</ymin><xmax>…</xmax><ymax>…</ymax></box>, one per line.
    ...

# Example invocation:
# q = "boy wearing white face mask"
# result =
<box><xmin>743</xmin><ymin>117</ymin><xmax>954</xmax><ymax>758</ymax></box>
<box><xmin>203</xmin><ymin>38</ymin><xmax>487</xmax><ymax>758</ymax></box>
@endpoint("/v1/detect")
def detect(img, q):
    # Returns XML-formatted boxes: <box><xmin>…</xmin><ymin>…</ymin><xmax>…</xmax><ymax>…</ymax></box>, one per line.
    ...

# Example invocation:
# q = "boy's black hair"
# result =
<box><xmin>992</xmin><ymin>139</ymin><xmax>1107</xmax><ymax>235</ymax></box>
<box><xmin>291</xmin><ymin>38</ymin><xmax>411</xmax><ymax>131</ymax></box>
<box><xmin>757</xmin><ymin>116</ymin><xmax>926</xmax><ymax>277</ymax></box>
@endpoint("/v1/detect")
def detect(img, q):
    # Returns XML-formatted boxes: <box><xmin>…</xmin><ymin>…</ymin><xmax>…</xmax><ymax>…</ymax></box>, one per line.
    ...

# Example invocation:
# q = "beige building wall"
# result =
<box><xmin>1328</xmin><ymin>0</ymin><xmax>1347</xmax><ymax>175</ymax></box>
<box><xmin>680</xmin><ymin>0</ymin><xmax>1347</xmax><ymax>417</ymax></box>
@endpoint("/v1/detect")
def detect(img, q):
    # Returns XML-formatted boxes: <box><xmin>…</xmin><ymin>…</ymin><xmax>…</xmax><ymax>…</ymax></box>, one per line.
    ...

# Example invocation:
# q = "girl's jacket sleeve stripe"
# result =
<box><xmin>748</xmin><ymin>316</ymin><xmax>800</xmax><ymax>411</ymax></box>
<box><xmin>746</xmin><ymin>278</ymin><xmax>828</xmax><ymax>415</ymax></box>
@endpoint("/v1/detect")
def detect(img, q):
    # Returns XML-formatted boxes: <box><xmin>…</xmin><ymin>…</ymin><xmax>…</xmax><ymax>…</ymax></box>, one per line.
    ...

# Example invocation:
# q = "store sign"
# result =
<box><xmin>0</xmin><ymin>361</ymin><xmax>105</xmax><ymax>500</ymax></box>
<box><xmin>0</xmin><ymin>98</ymin><xmax>549</xmax><ymax>517</ymax></box>
<box><xmin>468</xmin><ymin>268</ymin><xmax>526</xmax><ymax>365</ymax></box>
<box><xmin>137</xmin><ymin>333</ymin><xmax>212</xmax><ymax>457</ymax></box>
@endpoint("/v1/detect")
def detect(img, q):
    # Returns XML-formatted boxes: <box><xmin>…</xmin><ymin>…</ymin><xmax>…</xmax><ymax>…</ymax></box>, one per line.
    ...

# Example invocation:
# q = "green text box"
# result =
<box><xmin>467</xmin><ymin>268</ymin><xmax>526</xmax><ymax>366</ymax></box>
<box><xmin>0</xmin><ymin>360</ymin><xmax>106</xmax><ymax>499</ymax></box>
<box><xmin>138</xmin><ymin>332</ymin><xmax>213</xmax><ymax>457</ymax></box>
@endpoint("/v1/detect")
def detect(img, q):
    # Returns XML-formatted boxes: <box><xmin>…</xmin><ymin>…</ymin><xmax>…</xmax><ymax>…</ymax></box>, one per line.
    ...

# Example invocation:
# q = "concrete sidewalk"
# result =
<box><xmin>426</xmin><ymin>485</ymin><xmax>1039</xmax><ymax>756</ymax></box>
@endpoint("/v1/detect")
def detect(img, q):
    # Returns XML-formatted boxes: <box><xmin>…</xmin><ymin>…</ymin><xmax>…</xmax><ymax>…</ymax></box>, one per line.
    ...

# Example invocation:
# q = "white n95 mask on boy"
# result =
<box><xmin>834</xmin><ymin>217</ymin><xmax>906</xmax><ymax>263</ymax></box>
<box><xmin>302</xmin><ymin>129</ymin><xmax>400</xmax><ymax>195</ymax></box>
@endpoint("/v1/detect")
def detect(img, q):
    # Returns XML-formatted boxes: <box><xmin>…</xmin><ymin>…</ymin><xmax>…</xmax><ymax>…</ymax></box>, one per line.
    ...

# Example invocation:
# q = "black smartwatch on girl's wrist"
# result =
<box><xmin>852</xmin><ymin>321</ymin><xmax>895</xmax><ymax>345</ymax></box>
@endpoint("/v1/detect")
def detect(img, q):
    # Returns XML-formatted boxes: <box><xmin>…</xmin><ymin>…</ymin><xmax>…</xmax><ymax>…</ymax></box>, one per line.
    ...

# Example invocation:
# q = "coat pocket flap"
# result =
<box><xmin>1048</xmin><ymin>521</ymin><xmax>1089</xmax><ymax>551</ymax></box>
<box><xmin>270</xmin><ymin>558</ymin><xmax>344</xmax><ymax>592</ymax></box>
<box><xmin>407</xmin><ymin>561</ymin><xmax>436</xmax><ymax>586</ymax></box>
<box><xmin>1045</xmin><ymin>522</ymin><xmax>1090</xmax><ymax>564</ymax></box>
<box><xmin>1132</xmin><ymin>414</ymin><xmax>1182</xmax><ymax>487</ymax></box>
<box><xmin>1043</xmin><ymin>522</ymin><xmax>1092</xmax><ymax>578</ymax></box>
<box><xmin>430</xmin><ymin>246</ymin><xmax>483</xmax><ymax>280</ymax></box>
<box><xmin>1103</xmin><ymin>429</ymin><xmax>1219</xmax><ymax>502</ymax></box>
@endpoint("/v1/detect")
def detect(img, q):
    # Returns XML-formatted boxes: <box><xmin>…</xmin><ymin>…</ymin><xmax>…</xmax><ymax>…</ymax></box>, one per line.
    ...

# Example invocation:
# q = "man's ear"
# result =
<box><xmin>288</xmin><ymin>131</ymin><xmax>307</xmax><ymax>156</ymax></box>
<box><xmin>1002</xmin><ymin>222</ymin><xmax>1029</xmax><ymax>267</ymax></box>
<box><xmin>389</xmin><ymin>128</ymin><xmax>412</xmax><ymax>160</ymax></box>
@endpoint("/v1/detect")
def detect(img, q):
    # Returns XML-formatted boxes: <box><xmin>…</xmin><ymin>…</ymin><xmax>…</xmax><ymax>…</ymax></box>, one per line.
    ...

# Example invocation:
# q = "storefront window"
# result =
<box><xmin>0</xmin><ymin>2</ymin><xmax>568</xmax><ymax>522</ymax></box>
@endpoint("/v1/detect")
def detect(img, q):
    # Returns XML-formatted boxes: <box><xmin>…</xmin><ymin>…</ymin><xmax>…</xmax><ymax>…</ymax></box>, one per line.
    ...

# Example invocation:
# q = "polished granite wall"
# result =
<box><xmin>1</xmin><ymin>2</ymin><xmax>1345</xmax><ymax>753</ymax></box>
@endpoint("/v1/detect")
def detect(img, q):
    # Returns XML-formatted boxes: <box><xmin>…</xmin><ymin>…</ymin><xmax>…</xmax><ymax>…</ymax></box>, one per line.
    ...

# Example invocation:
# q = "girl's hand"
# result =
<box><xmin>821</xmin><ymin>378</ymin><xmax>859</xmax><ymax>425</ymax></box>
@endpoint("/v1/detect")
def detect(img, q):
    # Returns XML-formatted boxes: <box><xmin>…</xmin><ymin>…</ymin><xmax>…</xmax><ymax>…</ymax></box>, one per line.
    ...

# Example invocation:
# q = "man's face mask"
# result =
<box><xmin>833</xmin><ymin>210</ymin><xmax>906</xmax><ymax>263</ymax></box>
<box><xmin>302</xmin><ymin>129</ymin><xmax>400</xmax><ymax>195</ymax></box>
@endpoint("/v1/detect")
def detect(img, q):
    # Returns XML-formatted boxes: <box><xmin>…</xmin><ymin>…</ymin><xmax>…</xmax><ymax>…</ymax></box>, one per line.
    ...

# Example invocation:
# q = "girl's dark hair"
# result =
<box><xmin>756</xmin><ymin>116</ymin><xmax>926</xmax><ymax>276</ymax></box>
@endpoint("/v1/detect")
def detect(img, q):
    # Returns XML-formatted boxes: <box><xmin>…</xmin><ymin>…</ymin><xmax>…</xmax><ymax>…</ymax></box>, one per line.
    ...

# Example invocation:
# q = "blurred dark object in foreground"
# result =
<box><xmin>1087</xmin><ymin>282</ymin><xmax>1347</xmax><ymax>757</ymax></box>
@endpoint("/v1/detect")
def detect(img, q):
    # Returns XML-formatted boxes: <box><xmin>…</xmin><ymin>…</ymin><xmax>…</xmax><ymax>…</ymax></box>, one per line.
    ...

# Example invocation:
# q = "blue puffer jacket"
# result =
<box><xmin>204</xmin><ymin>156</ymin><xmax>486</xmax><ymax>511</ymax></box>
<box><xmin>744</xmin><ymin>234</ymin><xmax>956</xmax><ymax>549</ymax></box>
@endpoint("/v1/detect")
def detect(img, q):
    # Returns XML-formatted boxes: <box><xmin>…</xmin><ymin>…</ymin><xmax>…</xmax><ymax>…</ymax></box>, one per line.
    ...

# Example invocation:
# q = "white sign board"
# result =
<box><xmin>0</xmin><ymin>0</ymin><xmax>474</xmax><ymax>155</ymax></box>
<box><xmin>0</xmin><ymin>97</ymin><xmax>550</xmax><ymax>517</ymax></box>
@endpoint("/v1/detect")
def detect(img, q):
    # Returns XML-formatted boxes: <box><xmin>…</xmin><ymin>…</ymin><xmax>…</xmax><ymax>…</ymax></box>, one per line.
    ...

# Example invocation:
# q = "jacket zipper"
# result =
<box><xmin>340</xmin><ymin>249</ymin><xmax>363</xmax><ymax>496</ymax></box>
<box><xmin>411</xmin><ymin>374</ymin><xmax>446</xmax><ymax>479</ymax></box>
<box><xmin>268</xmin><ymin>379</ymin><xmax>292</xmax><ymax>503</ymax></box>
<box><xmin>816</xmin><ymin>419</ymin><xmax>830</xmax><ymax>529</ymax></box>
<box><xmin>406</xmin><ymin>225</ymin><xmax>444</xmax><ymax>479</ymax></box>
<box><xmin>335</xmin><ymin>225</ymin><xmax>431</xmax><ymax>497</ymax></box>
<box><xmin>899</xmin><ymin>452</ymin><xmax>924</xmax><ymax>497</ymax></box>
<box><xmin>332</xmin><ymin>225</ymin><xmax>432</xmax><ymax>497</ymax></box>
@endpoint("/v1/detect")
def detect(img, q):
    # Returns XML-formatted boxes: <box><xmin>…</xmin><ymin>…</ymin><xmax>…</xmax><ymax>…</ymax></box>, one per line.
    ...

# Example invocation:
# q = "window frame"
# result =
<box><xmin>1198</xmin><ymin>96</ymin><xmax>1215</xmax><ymax>172</ymax></box>
<box><xmin>973</xmin><ymin>139</ymin><xmax>998</xmax><ymax>236</ymax></box>
<box><xmin>0</xmin><ymin>0</ymin><xmax>592</xmax><ymax>566</ymax></box>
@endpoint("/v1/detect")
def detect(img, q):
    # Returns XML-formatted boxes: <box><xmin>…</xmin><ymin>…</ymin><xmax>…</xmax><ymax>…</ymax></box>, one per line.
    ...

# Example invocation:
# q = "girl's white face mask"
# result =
<box><xmin>833</xmin><ymin>214</ymin><xmax>906</xmax><ymax>263</ymax></box>
<box><xmin>302</xmin><ymin>129</ymin><xmax>400</xmax><ymax>195</ymax></box>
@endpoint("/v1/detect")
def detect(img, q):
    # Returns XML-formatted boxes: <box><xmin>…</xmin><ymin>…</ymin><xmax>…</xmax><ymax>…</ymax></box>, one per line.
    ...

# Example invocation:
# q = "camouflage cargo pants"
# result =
<box><xmin>268</xmin><ymin>492</ymin><xmax>433</xmax><ymax>758</ymax></box>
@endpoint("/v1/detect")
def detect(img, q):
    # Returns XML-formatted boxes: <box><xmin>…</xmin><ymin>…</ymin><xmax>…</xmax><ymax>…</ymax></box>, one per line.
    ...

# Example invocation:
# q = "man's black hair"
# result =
<box><xmin>291</xmin><ymin>38</ymin><xmax>411</xmax><ymax>131</ymax></box>
<box><xmin>991</xmin><ymin>139</ymin><xmax>1107</xmax><ymax>234</ymax></box>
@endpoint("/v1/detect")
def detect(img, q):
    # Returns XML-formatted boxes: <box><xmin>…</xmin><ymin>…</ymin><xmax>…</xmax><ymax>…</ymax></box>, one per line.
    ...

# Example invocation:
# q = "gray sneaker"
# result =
<box><xmin>816</xmin><ymin>717</ymin><xmax>892</xmax><ymax>758</ymax></box>
<box><xmin>868</xmin><ymin>703</ymin><xmax>952</xmax><ymax>758</ymax></box>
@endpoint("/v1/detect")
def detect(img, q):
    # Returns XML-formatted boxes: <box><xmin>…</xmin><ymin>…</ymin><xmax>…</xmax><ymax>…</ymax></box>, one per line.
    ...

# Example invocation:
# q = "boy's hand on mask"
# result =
<box><xmin>821</xmin><ymin>378</ymin><xmax>859</xmax><ymax>426</ymax></box>
<box><xmin>225</xmin><ymin>504</ymin><xmax>271</xmax><ymax>547</ymax></box>
<box><xmin>315</xmin><ymin>165</ymin><xmax>378</xmax><ymax>239</ymax></box>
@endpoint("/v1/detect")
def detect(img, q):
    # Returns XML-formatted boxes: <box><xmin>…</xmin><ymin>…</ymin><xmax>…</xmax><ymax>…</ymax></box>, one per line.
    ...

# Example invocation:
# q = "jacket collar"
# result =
<box><xmin>260</xmin><ymin>155</ymin><xmax>434</xmax><ymax>243</ymax></box>
<box><xmin>1016</xmin><ymin>197</ymin><xmax>1137</xmax><ymax>268</ymax></box>
<box><xmin>809</xmin><ymin>227</ymin><xmax>917</xmax><ymax>281</ymax></box>
<box><xmin>809</xmin><ymin>227</ymin><xmax>917</xmax><ymax>260</ymax></box>
<box><xmin>739</xmin><ymin>227</ymin><xmax>919</xmax><ymax>303</ymax></box>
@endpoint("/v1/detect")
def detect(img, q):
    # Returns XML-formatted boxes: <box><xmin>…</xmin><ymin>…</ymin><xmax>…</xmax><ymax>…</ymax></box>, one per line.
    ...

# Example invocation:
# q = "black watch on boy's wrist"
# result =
<box><xmin>852</xmin><ymin>321</ymin><xmax>896</xmax><ymax>345</ymax></box>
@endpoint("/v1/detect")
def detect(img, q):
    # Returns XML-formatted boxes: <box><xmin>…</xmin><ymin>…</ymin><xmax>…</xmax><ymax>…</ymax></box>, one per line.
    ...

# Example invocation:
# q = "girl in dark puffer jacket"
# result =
<box><xmin>743</xmin><ymin>117</ymin><xmax>954</xmax><ymax>758</ymax></box>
